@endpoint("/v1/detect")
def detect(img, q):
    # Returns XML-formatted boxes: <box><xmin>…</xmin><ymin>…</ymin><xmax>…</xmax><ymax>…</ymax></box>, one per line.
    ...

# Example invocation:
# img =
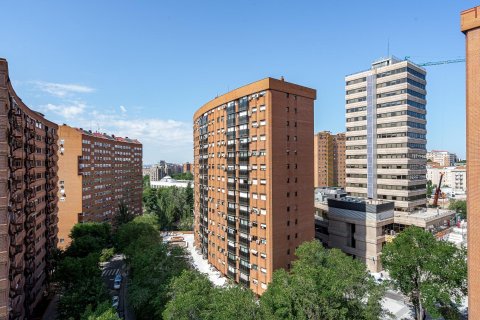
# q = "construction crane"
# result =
<box><xmin>433</xmin><ymin>172</ymin><xmax>445</xmax><ymax>207</ymax></box>
<box><xmin>404</xmin><ymin>56</ymin><xmax>465</xmax><ymax>66</ymax></box>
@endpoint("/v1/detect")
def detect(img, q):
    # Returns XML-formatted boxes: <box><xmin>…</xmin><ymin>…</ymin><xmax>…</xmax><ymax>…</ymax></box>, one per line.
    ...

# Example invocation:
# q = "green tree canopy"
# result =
<box><xmin>163</xmin><ymin>270</ymin><xmax>258</xmax><ymax>320</ymax></box>
<box><xmin>381</xmin><ymin>227</ymin><xmax>467</xmax><ymax>320</ymax></box>
<box><xmin>260</xmin><ymin>240</ymin><xmax>385</xmax><ymax>320</ymax></box>
<box><xmin>81</xmin><ymin>301</ymin><xmax>121</xmax><ymax>320</ymax></box>
<box><xmin>66</xmin><ymin>222</ymin><xmax>112</xmax><ymax>257</ymax></box>
<box><xmin>449</xmin><ymin>199</ymin><xmax>467</xmax><ymax>220</ymax></box>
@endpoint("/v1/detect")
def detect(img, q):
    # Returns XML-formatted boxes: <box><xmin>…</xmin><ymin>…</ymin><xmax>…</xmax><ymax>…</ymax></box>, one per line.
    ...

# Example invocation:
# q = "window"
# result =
<box><xmin>259</xmin><ymin>105</ymin><xmax>266</xmax><ymax>111</ymax></box>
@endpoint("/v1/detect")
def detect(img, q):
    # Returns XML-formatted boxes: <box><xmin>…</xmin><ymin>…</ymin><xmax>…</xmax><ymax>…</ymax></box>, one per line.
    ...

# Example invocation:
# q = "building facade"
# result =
<box><xmin>314</xmin><ymin>187</ymin><xmax>456</xmax><ymax>273</ymax></box>
<box><xmin>57</xmin><ymin>125</ymin><xmax>142</xmax><ymax>248</ymax></box>
<box><xmin>149</xmin><ymin>160</ymin><xmax>182</xmax><ymax>181</ymax></box>
<box><xmin>461</xmin><ymin>6</ymin><xmax>480</xmax><ymax>317</ymax></box>
<box><xmin>345</xmin><ymin>57</ymin><xmax>428</xmax><ymax>212</ymax></box>
<box><xmin>183</xmin><ymin>162</ymin><xmax>192</xmax><ymax>173</ymax></box>
<box><xmin>426</xmin><ymin>165</ymin><xmax>467</xmax><ymax>194</ymax></box>
<box><xmin>0</xmin><ymin>59</ymin><xmax>59</xmax><ymax>320</ymax></box>
<box><xmin>314</xmin><ymin>131</ymin><xmax>346</xmax><ymax>188</ymax></box>
<box><xmin>193</xmin><ymin>77</ymin><xmax>316</xmax><ymax>294</ymax></box>
<box><xmin>426</xmin><ymin>150</ymin><xmax>458</xmax><ymax>167</ymax></box>
<box><xmin>150</xmin><ymin>175</ymin><xmax>192</xmax><ymax>189</ymax></box>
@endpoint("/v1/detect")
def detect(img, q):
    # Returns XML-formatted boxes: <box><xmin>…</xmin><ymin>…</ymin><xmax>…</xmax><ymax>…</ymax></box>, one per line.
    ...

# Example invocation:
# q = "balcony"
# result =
<box><xmin>238</xmin><ymin>184</ymin><xmax>249</xmax><ymax>192</ymax></box>
<box><xmin>227</xmin><ymin>219</ymin><xmax>236</xmax><ymax>228</ymax></box>
<box><xmin>9</xmin><ymin>136</ymin><xmax>22</xmax><ymax>151</ymax></box>
<box><xmin>24</xmin><ymin>187</ymin><xmax>36</xmax><ymax>200</ymax></box>
<box><xmin>227</xmin><ymin>245</ymin><xmax>237</xmax><ymax>255</ymax></box>
<box><xmin>239</xmin><ymin>224</ymin><xmax>249</xmax><ymax>232</ymax></box>
<box><xmin>227</xmin><ymin>233</ymin><xmax>236</xmax><ymax>242</ymax></box>
<box><xmin>227</xmin><ymin>256</ymin><xmax>237</xmax><ymax>266</ymax></box>
<box><xmin>238</xmin><ymin>129</ymin><xmax>249</xmax><ymax>138</ymax></box>
<box><xmin>239</xmin><ymin>197</ymin><xmax>249</xmax><ymax>206</ymax></box>
<box><xmin>238</xmin><ymin>116</ymin><xmax>248</xmax><ymax>125</ymax></box>
<box><xmin>238</xmin><ymin>170</ymin><xmax>249</xmax><ymax>178</ymax></box>
<box><xmin>227</xmin><ymin>269</ymin><xmax>237</xmax><ymax>279</ymax></box>
<box><xmin>227</xmin><ymin>207</ymin><xmax>236</xmax><ymax>215</ymax></box>
<box><xmin>227</xmin><ymin>194</ymin><xmax>236</xmax><ymax>202</ymax></box>
<box><xmin>25</xmin><ymin>159</ymin><xmax>35</xmax><ymax>171</ymax></box>
<box><xmin>9</xmin><ymin>222</ymin><xmax>23</xmax><ymax>234</ymax></box>
<box><xmin>227</xmin><ymin>182</ymin><xmax>236</xmax><ymax>190</ymax></box>
<box><xmin>25</xmin><ymin>172</ymin><xmax>36</xmax><ymax>185</ymax></box>
<box><xmin>239</xmin><ymin>209</ymin><xmax>250</xmax><ymax>219</ymax></box>
<box><xmin>239</xmin><ymin>236</ymin><xmax>250</xmax><ymax>246</ymax></box>
<box><xmin>239</xmin><ymin>263</ymin><xmax>250</xmax><ymax>273</ymax></box>
<box><xmin>9</xmin><ymin>245</ymin><xmax>22</xmax><ymax>257</ymax></box>
<box><xmin>239</xmin><ymin>277</ymin><xmax>250</xmax><ymax>287</ymax></box>
<box><xmin>25</xmin><ymin>202</ymin><xmax>36</xmax><ymax>215</ymax></box>
<box><xmin>239</xmin><ymin>250</ymin><xmax>249</xmax><ymax>259</ymax></box>
<box><xmin>238</xmin><ymin>143</ymin><xmax>249</xmax><ymax>151</ymax></box>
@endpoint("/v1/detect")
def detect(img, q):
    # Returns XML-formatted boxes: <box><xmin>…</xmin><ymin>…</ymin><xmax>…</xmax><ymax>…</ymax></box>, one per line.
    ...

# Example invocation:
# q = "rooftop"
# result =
<box><xmin>64</xmin><ymin>124</ymin><xmax>141</xmax><ymax>144</ymax></box>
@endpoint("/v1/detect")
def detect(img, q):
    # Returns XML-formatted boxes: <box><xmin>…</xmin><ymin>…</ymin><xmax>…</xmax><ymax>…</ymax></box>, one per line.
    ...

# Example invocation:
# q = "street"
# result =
<box><xmin>101</xmin><ymin>254</ymin><xmax>135</xmax><ymax>320</ymax></box>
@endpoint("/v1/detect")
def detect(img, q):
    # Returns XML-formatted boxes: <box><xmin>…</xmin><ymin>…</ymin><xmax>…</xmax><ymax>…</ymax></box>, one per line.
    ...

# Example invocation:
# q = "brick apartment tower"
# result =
<box><xmin>57</xmin><ymin>125</ymin><xmax>142</xmax><ymax>248</ymax></box>
<box><xmin>0</xmin><ymin>59</ymin><xmax>59</xmax><ymax>320</ymax></box>
<box><xmin>345</xmin><ymin>57</ymin><xmax>428</xmax><ymax>212</ymax></box>
<box><xmin>461</xmin><ymin>6</ymin><xmax>480</xmax><ymax>317</ymax></box>
<box><xmin>193</xmin><ymin>78</ymin><xmax>316</xmax><ymax>294</ymax></box>
<box><xmin>314</xmin><ymin>131</ymin><xmax>346</xmax><ymax>188</ymax></box>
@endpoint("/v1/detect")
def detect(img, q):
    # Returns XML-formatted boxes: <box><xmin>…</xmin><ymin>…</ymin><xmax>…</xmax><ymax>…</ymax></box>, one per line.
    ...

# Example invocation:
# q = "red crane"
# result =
<box><xmin>433</xmin><ymin>172</ymin><xmax>445</xmax><ymax>207</ymax></box>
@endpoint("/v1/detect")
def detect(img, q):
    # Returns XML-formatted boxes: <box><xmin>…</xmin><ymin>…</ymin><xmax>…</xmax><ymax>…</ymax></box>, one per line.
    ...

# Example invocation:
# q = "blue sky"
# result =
<box><xmin>0</xmin><ymin>1</ymin><xmax>473</xmax><ymax>163</ymax></box>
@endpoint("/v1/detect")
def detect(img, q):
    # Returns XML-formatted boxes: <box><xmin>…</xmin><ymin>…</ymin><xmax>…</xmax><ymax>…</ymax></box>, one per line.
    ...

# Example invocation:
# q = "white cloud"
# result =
<box><xmin>40</xmin><ymin>101</ymin><xmax>86</xmax><ymax>119</ymax></box>
<box><xmin>33</xmin><ymin>81</ymin><xmax>94</xmax><ymax>97</ymax></box>
<box><xmin>119</xmin><ymin>105</ymin><xmax>127</xmax><ymax>113</ymax></box>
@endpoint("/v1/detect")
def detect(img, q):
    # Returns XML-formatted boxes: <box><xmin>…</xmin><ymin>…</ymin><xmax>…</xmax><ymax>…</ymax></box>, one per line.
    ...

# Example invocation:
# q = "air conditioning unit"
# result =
<box><xmin>256</xmin><ymin>240</ymin><xmax>260</xmax><ymax>244</ymax></box>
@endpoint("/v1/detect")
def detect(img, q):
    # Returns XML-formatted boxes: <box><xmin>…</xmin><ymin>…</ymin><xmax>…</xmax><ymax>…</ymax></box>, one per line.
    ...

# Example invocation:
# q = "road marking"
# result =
<box><xmin>102</xmin><ymin>268</ymin><xmax>119</xmax><ymax>277</ymax></box>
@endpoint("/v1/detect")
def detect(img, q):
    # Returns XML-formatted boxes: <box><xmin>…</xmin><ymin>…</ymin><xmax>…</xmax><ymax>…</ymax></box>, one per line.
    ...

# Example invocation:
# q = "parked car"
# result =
<box><xmin>112</xmin><ymin>295</ymin><xmax>119</xmax><ymax>309</ymax></box>
<box><xmin>113</xmin><ymin>274</ymin><xmax>122</xmax><ymax>289</ymax></box>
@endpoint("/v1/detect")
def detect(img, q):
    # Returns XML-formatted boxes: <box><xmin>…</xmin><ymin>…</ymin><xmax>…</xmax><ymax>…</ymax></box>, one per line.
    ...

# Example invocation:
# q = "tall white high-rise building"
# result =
<box><xmin>345</xmin><ymin>57</ymin><xmax>427</xmax><ymax>212</ymax></box>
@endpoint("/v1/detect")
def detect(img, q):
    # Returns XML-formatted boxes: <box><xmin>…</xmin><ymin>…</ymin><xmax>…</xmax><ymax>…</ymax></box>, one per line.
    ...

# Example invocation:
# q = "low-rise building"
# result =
<box><xmin>427</xmin><ymin>150</ymin><xmax>458</xmax><ymax>167</ymax></box>
<box><xmin>150</xmin><ymin>175</ymin><xmax>193</xmax><ymax>189</ymax></box>
<box><xmin>143</xmin><ymin>164</ymin><xmax>152</xmax><ymax>176</ymax></box>
<box><xmin>427</xmin><ymin>165</ymin><xmax>467</xmax><ymax>194</ymax></box>
<box><xmin>314</xmin><ymin>187</ymin><xmax>457</xmax><ymax>272</ymax></box>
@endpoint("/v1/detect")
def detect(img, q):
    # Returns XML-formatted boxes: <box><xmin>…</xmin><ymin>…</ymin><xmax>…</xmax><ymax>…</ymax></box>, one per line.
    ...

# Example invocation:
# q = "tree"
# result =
<box><xmin>381</xmin><ymin>227</ymin><xmax>467</xmax><ymax>320</ymax></box>
<box><xmin>143</xmin><ymin>174</ymin><xmax>150</xmax><ymax>188</ymax></box>
<box><xmin>163</xmin><ymin>270</ymin><xmax>214</xmax><ymax>320</ymax></box>
<box><xmin>66</xmin><ymin>222</ymin><xmax>112</xmax><ymax>257</ymax></box>
<box><xmin>163</xmin><ymin>270</ymin><xmax>258</xmax><ymax>320</ymax></box>
<box><xmin>172</xmin><ymin>172</ymin><xmax>193</xmax><ymax>180</ymax></box>
<box><xmin>114</xmin><ymin>201</ymin><xmax>135</xmax><ymax>227</ymax></box>
<box><xmin>449</xmin><ymin>199</ymin><xmax>467</xmax><ymax>220</ymax></box>
<box><xmin>56</xmin><ymin>253</ymin><xmax>110</xmax><ymax>320</ymax></box>
<box><xmin>427</xmin><ymin>180</ymin><xmax>434</xmax><ymax>198</ymax></box>
<box><xmin>81</xmin><ymin>301</ymin><xmax>121</xmax><ymax>320</ymax></box>
<box><xmin>260</xmin><ymin>240</ymin><xmax>385</xmax><ymax>320</ymax></box>
<box><xmin>116</xmin><ymin>214</ymin><xmax>188</xmax><ymax>319</ymax></box>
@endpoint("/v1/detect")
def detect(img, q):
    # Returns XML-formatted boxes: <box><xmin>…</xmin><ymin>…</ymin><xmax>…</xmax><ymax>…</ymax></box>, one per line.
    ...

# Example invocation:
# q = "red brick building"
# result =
<box><xmin>0</xmin><ymin>58</ymin><xmax>59</xmax><ymax>320</ymax></box>
<box><xmin>57</xmin><ymin>125</ymin><xmax>142</xmax><ymax>248</ymax></box>
<box><xmin>193</xmin><ymin>77</ymin><xmax>316</xmax><ymax>294</ymax></box>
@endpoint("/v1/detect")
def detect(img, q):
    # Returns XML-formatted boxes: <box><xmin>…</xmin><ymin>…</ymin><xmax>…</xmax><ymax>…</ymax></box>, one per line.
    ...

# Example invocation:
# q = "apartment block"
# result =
<box><xmin>0</xmin><ymin>59</ymin><xmax>59</xmax><ymax>320</ymax></box>
<box><xmin>426</xmin><ymin>165</ymin><xmax>467</xmax><ymax>194</ymax></box>
<box><xmin>149</xmin><ymin>160</ymin><xmax>182</xmax><ymax>181</ymax></box>
<box><xmin>345</xmin><ymin>57</ymin><xmax>428</xmax><ymax>212</ymax></box>
<box><xmin>57</xmin><ymin>125</ymin><xmax>142</xmax><ymax>248</ymax></box>
<box><xmin>193</xmin><ymin>77</ymin><xmax>316</xmax><ymax>294</ymax></box>
<box><xmin>426</xmin><ymin>150</ymin><xmax>457</xmax><ymax>166</ymax></box>
<box><xmin>314</xmin><ymin>131</ymin><xmax>346</xmax><ymax>188</ymax></box>
<box><xmin>461</xmin><ymin>6</ymin><xmax>480</xmax><ymax>316</ymax></box>
<box><xmin>183</xmin><ymin>162</ymin><xmax>192</xmax><ymax>173</ymax></box>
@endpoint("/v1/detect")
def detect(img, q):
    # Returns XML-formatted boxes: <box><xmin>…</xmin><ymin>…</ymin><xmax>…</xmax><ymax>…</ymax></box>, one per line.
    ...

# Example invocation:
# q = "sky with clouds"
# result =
<box><xmin>0</xmin><ymin>1</ymin><xmax>475</xmax><ymax>163</ymax></box>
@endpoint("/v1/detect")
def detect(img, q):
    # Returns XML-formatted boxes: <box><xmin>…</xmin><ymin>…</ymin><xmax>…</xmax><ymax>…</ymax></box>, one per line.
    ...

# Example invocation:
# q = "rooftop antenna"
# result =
<box><xmin>387</xmin><ymin>38</ymin><xmax>390</xmax><ymax>57</ymax></box>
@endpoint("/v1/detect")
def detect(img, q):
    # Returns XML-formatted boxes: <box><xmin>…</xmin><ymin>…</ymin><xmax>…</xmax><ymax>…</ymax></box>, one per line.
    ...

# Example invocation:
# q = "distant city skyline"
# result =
<box><xmin>0</xmin><ymin>1</ymin><xmax>474</xmax><ymax>163</ymax></box>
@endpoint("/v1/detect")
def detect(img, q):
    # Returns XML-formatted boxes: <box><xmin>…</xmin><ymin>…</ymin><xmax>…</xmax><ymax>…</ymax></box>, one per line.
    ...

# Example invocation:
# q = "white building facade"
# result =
<box><xmin>345</xmin><ymin>57</ymin><xmax>427</xmax><ymax>212</ymax></box>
